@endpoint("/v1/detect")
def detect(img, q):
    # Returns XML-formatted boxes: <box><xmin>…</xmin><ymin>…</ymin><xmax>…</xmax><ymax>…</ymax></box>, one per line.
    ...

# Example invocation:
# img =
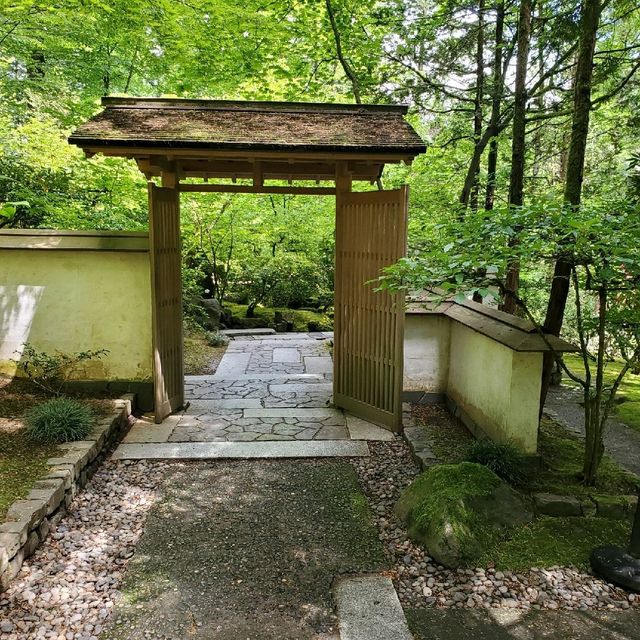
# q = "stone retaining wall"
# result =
<box><xmin>0</xmin><ymin>395</ymin><xmax>135</xmax><ymax>591</ymax></box>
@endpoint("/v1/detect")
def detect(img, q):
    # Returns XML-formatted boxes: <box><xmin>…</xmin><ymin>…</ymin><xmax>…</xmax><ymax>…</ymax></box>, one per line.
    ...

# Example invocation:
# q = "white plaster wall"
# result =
<box><xmin>447</xmin><ymin>322</ymin><xmax>540</xmax><ymax>454</ymax></box>
<box><xmin>0</xmin><ymin>249</ymin><xmax>153</xmax><ymax>382</ymax></box>
<box><xmin>403</xmin><ymin>314</ymin><xmax>450</xmax><ymax>392</ymax></box>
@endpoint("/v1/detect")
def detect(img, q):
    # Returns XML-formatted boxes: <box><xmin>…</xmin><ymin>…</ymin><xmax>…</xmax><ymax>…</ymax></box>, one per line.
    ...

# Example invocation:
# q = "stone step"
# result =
<box><xmin>112</xmin><ymin>440</ymin><xmax>370</xmax><ymax>460</ymax></box>
<box><xmin>221</xmin><ymin>328</ymin><xmax>276</xmax><ymax>337</ymax></box>
<box><xmin>189</xmin><ymin>373</ymin><xmax>328</xmax><ymax>383</ymax></box>
<box><xmin>335</xmin><ymin>576</ymin><xmax>413</xmax><ymax>640</ymax></box>
<box><xmin>243</xmin><ymin>407</ymin><xmax>343</xmax><ymax>419</ymax></box>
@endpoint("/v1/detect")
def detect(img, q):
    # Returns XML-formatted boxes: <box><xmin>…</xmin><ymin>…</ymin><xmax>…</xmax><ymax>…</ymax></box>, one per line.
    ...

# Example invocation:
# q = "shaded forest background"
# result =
<box><xmin>1</xmin><ymin>0</ymin><xmax>638</xmax><ymax>324</ymax></box>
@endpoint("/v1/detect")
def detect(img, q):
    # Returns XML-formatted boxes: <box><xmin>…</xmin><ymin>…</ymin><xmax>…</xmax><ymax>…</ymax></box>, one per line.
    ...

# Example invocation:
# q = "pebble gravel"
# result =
<box><xmin>352</xmin><ymin>440</ymin><xmax>639</xmax><ymax>612</ymax></box>
<box><xmin>1</xmin><ymin>437</ymin><xmax>637</xmax><ymax>639</ymax></box>
<box><xmin>0</xmin><ymin>460</ymin><xmax>167</xmax><ymax>640</ymax></box>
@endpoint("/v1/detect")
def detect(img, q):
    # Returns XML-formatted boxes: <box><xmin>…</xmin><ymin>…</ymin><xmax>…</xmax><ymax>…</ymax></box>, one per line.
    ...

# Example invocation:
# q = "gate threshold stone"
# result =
<box><xmin>113</xmin><ymin>440</ymin><xmax>369</xmax><ymax>460</ymax></box>
<box><xmin>336</xmin><ymin>575</ymin><xmax>413</xmax><ymax>640</ymax></box>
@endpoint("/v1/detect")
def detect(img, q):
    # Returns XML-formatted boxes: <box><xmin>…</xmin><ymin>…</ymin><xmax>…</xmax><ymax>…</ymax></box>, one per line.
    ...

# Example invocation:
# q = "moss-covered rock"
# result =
<box><xmin>395</xmin><ymin>462</ymin><xmax>533</xmax><ymax>568</ymax></box>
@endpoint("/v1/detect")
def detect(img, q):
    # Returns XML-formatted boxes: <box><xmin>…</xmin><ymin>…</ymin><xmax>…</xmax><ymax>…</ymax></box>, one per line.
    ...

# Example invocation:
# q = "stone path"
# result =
<box><xmin>546</xmin><ymin>385</ymin><xmax>640</xmax><ymax>477</ymax></box>
<box><xmin>122</xmin><ymin>332</ymin><xmax>394</xmax><ymax>447</ymax></box>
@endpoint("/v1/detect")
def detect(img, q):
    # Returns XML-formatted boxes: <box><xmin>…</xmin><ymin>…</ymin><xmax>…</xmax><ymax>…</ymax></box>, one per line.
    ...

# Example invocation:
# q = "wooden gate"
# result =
<box><xmin>334</xmin><ymin>186</ymin><xmax>408</xmax><ymax>431</ymax></box>
<box><xmin>148</xmin><ymin>183</ymin><xmax>184</xmax><ymax>422</ymax></box>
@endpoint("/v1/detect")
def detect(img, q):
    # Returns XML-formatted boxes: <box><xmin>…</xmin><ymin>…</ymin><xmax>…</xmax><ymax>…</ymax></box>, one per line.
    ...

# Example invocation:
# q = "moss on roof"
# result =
<box><xmin>69</xmin><ymin>98</ymin><xmax>426</xmax><ymax>154</ymax></box>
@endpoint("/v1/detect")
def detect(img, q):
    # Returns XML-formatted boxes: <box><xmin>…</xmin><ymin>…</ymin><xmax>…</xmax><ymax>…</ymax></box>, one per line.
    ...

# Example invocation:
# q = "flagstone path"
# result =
<box><xmin>122</xmin><ymin>332</ymin><xmax>394</xmax><ymax>448</ymax></box>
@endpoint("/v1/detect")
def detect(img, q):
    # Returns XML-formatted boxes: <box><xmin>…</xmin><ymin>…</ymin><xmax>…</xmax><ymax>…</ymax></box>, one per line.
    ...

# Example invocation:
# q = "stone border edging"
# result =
<box><xmin>533</xmin><ymin>492</ymin><xmax>638</xmax><ymax>519</ymax></box>
<box><xmin>0</xmin><ymin>394</ymin><xmax>135</xmax><ymax>591</ymax></box>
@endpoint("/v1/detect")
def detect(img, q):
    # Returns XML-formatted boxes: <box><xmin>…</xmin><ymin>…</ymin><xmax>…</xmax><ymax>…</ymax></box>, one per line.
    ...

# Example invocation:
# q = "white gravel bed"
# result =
<box><xmin>0</xmin><ymin>460</ymin><xmax>167</xmax><ymax>640</ymax></box>
<box><xmin>352</xmin><ymin>441</ymin><xmax>639</xmax><ymax>612</ymax></box>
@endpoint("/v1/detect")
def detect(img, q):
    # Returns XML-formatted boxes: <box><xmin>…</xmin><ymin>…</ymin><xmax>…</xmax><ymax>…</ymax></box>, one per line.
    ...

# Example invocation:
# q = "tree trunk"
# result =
<box><xmin>325</xmin><ymin>0</ymin><xmax>361</xmax><ymax>103</ymax></box>
<box><xmin>484</xmin><ymin>0</ymin><xmax>505</xmax><ymax>211</ymax></box>
<box><xmin>539</xmin><ymin>0</ymin><xmax>602</xmax><ymax>414</ymax></box>
<box><xmin>583</xmin><ymin>286</ymin><xmax>607</xmax><ymax>485</ymax></box>
<box><xmin>500</xmin><ymin>0</ymin><xmax>531</xmax><ymax>315</ymax></box>
<box><xmin>470</xmin><ymin>0</ymin><xmax>486</xmax><ymax>213</ymax></box>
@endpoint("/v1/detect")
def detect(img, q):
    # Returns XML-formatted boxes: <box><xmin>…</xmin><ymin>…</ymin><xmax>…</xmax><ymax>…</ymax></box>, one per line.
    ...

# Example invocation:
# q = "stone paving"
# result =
<box><xmin>124</xmin><ymin>332</ymin><xmax>395</xmax><ymax>445</ymax></box>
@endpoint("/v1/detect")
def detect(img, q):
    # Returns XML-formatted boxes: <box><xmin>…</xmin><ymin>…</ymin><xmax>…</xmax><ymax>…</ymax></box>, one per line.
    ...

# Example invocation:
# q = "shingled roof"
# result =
<box><xmin>69</xmin><ymin>97</ymin><xmax>426</xmax><ymax>156</ymax></box>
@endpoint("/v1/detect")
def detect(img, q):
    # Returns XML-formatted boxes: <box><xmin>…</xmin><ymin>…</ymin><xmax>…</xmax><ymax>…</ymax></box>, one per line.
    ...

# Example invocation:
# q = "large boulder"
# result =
<box><xmin>200</xmin><ymin>298</ymin><xmax>222</xmax><ymax>330</ymax></box>
<box><xmin>395</xmin><ymin>462</ymin><xmax>533</xmax><ymax>568</ymax></box>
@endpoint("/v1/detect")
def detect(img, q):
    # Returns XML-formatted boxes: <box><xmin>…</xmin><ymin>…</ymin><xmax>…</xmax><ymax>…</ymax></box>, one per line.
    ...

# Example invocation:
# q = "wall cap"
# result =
<box><xmin>0</xmin><ymin>230</ymin><xmax>149</xmax><ymax>252</ymax></box>
<box><xmin>407</xmin><ymin>294</ymin><xmax>578</xmax><ymax>354</ymax></box>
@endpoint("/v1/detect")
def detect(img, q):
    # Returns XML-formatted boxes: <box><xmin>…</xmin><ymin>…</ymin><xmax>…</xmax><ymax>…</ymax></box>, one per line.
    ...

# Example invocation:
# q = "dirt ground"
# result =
<box><xmin>102</xmin><ymin>460</ymin><xmax>387</xmax><ymax>640</ymax></box>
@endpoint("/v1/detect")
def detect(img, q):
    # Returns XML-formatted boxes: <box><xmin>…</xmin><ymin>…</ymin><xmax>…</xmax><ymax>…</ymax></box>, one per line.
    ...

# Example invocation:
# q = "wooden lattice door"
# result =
<box><xmin>148</xmin><ymin>183</ymin><xmax>184</xmax><ymax>423</ymax></box>
<box><xmin>333</xmin><ymin>186</ymin><xmax>408</xmax><ymax>431</ymax></box>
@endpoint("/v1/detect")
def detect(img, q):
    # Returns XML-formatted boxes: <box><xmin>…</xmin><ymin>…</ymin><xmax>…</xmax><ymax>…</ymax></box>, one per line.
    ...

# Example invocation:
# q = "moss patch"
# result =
<box><xmin>531</xmin><ymin>418</ymin><xmax>639</xmax><ymax>497</ymax></box>
<box><xmin>396</xmin><ymin>463</ymin><xmax>532</xmax><ymax>567</ymax></box>
<box><xmin>483</xmin><ymin>516</ymin><xmax>631</xmax><ymax>571</ymax></box>
<box><xmin>412</xmin><ymin>404</ymin><xmax>639</xmax><ymax>498</ymax></box>
<box><xmin>224</xmin><ymin>302</ymin><xmax>333</xmax><ymax>332</ymax></box>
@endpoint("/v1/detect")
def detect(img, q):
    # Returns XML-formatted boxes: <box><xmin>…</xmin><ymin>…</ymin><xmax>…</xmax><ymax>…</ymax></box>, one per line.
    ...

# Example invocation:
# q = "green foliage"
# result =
<box><xmin>13</xmin><ymin>344</ymin><xmax>109</xmax><ymax>396</ymax></box>
<box><xmin>206</xmin><ymin>331</ymin><xmax>229</xmax><ymax>347</ymax></box>
<box><xmin>465</xmin><ymin>439</ymin><xmax>526</xmax><ymax>487</ymax></box>
<box><xmin>224</xmin><ymin>303</ymin><xmax>333</xmax><ymax>332</ymax></box>
<box><xmin>380</xmin><ymin>199</ymin><xmax>640</xmax><ymax>483</ymax></box>
<box><xmin>25</xmin><ymin>396</ymin><xmax>94</xmax><ymax>443</ymax></box>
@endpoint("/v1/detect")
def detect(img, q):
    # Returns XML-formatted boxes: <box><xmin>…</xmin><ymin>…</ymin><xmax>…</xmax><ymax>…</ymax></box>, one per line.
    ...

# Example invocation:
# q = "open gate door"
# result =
<box><xmin>334</xmin><ymin>186</ymin><xmax>408</xmax><ymax>432</ymax></box>
<box><xmin>148</xmin><ymin>183</ymin><xmax>184</xmax><ymax>423</ymax></box>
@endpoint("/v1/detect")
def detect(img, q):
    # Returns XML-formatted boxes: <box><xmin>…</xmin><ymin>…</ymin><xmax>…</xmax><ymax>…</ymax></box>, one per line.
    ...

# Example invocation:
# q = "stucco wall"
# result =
<box><xmin>0</xmin><ymin>232</ymin><xmax>152</xmax><ymax>383</ymax></box>
<box><xmin>404</xmin><ymin>313</ymin><xmax>450</xmax><ymax>392</ymax></box>
<box><xmin>447</xmin><ymin>322</ymin><xmax>541</xmax><ymax>454</ymax></box>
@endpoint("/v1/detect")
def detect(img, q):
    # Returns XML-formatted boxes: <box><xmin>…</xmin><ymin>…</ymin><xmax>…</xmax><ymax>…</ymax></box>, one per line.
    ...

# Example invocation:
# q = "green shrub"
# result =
<box><xmin>25</xmin><ymin>397</ymin><xmax>94</xmax><ymax>443</ymax></box>
<box><xmin>465</xmin><ymin>439</ymin><xmax>526</xmax><ymax>486</ymax></box>
<box><xmin>13</xmin><ymin>343</ymin><xmax>109</xmax><ymax>396</ymax></box>
<box><xmin>206</xmin><ymin>331</ymin><xmax>230</xmax><ymax>347</ymax></box>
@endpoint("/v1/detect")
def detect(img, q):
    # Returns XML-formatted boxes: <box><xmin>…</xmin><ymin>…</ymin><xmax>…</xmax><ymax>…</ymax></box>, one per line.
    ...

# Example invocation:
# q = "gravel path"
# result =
<box><xmin>1</xmin><ymin>438</ymin><xmax>637</xmax><ymax>639</ymax></box>
<box><xmin>352</xmin><ymin>441</ymin><xmax>639</xmax><ymax>613</ymax></box>
<box><xmin>0</xmin><ymin>461</ymin><xmax>167</xmax><ymax>640</ymax></box>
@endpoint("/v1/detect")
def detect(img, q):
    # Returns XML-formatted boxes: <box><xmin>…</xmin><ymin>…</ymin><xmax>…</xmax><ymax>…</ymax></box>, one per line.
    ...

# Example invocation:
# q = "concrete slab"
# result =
<box><xmin>244</xmin><ymin>407</ymin><xmax>343</xmax><ymax>419</ymax></box>
<box><xmin>335</xmin><ymin>575</ymin><xmax>413</xmax><ymax>640</ymax></box>
<box><xmin>185</xmin><ymin>398</ymin><xmax>262</xmax><ymax>410</ymax></box>
<box><xmin>272</xmin><ymin>348</ymin><xmax>301</xmax><ymax>363</ymax></box>
<box><xmin>122</xmin><ymin>416</ymin><xmax>177</xmax><ymax>443</ymax></box>
<box><xmin>346</xmin><ymin>415</ymin><xmax>395</xmax><ymax>441</ymax></box>
<box><xmin>304</xmin><ymin>356</ymin><xmax>333</xmax><ymax>374</ymax></box>
<box><xmin>213</xmin><ymin>352</ymin><xmax>251</xmax><ymax>378</ymax></box>
<box><xmin>269</xmin><ymin>382</ymin><xmax>333</xmax><ymax>394</ymax></box>
<box><xmin>208</xmin><ymin>373</ymin><xmax>326</xmax><ymax>382</ymax></box>
<box><xmin>113</xmin><ymin>440</ymin><xmax>370</xmax><ymax>460</ymax></box>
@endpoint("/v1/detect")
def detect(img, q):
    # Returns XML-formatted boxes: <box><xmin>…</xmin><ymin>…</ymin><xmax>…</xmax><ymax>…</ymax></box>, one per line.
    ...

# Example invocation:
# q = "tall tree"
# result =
<box><xmin>501</xmin><ymin>0</ymin><xmax>532</xmax><ymax>314</ymax></box>
<box><xmin>540</xmin><ymin>0</ymin><xmax>603</xmax><ymax>412</ymax></box>
<box><xmin>484</xmin><ymin>0</ymin><xmax>505</xmax><ymax>211</ymax></box>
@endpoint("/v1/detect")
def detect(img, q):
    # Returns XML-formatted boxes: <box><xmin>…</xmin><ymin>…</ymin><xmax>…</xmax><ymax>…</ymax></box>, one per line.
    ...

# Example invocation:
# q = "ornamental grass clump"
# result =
<box><xmin>465</xmin><ymin>439</ymin><xmax>526</xmax><ymax>487</ymax></box>
<box><xmin>25</xmin><ymin>397</ymin><xmax>93</xmax><ymax>443</ymax></box>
